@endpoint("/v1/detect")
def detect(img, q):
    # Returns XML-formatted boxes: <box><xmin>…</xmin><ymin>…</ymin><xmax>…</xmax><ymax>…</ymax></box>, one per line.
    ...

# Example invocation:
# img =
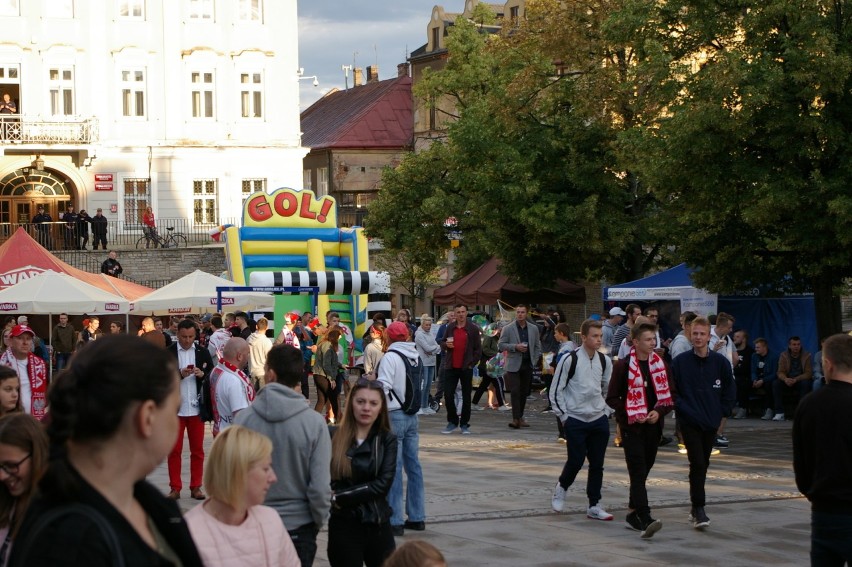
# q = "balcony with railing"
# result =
<box><xmin>0</xmin><ymin>115</ymin><xmax>99</xmax><ymax>144</ymax></box>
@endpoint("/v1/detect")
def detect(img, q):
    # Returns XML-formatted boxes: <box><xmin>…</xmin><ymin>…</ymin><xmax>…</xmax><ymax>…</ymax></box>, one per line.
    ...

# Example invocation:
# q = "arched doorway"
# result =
<box><xmin>0</xmin><ymin>167</ymin><xmax>74</xmax><ymax>245</ymax></box>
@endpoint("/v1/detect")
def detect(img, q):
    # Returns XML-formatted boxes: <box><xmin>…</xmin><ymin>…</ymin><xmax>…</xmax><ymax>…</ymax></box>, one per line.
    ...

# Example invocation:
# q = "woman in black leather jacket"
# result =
<box><xmin>328</xmin><ymin>378</ymin><xmax>398</xmax><ymax>567</ymax></box>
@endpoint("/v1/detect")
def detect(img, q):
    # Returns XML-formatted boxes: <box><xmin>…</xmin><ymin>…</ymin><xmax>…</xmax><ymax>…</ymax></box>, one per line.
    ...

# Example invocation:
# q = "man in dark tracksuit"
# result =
<box><xmin>670</xmin><ymin>316</ymin><xmax>735</xmax><ymax>530</ymax></box>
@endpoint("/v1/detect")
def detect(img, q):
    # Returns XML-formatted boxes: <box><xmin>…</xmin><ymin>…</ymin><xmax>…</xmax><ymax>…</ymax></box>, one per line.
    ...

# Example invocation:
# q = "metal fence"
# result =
<box><xmin>2</xmin><ymin>217</ymin><xmax>240</xmax><ymax>250</ymax></box>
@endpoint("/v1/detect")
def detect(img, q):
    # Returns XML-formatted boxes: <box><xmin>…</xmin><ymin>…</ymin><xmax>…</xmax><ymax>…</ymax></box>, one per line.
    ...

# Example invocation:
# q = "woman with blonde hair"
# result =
<box><xmin>414</xmin><ymin>315</ymin><xmax>441</xmax><ymax>414</ymax></box>
<box><xmin>327</xmin><ymin>378</ymin><xmax>397</xmax><ymax>566</ymax></box>
<box><xmin>362</xmin><ymin>323</ymin><xmax>387</xmax><ymax>380</ymax></box>
<box><xmin>0</xmin><ymin>414</ymin><xmax>48</xmax><ymax>566</ymax></box>
<box><xmin>185</xmin><ymin>425</ymin><xmax>299</xmax><ymax>567</ymax></box>
<box><xmin>313</xmin><ymin>328</ymin><xmax>343</xmax><ymax>423</ymax></box>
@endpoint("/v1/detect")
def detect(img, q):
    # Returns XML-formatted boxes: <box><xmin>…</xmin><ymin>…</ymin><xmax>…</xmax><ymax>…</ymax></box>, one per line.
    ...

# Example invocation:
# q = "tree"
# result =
<box><xmin>373</xmin><ymin>0</ymin><xmax>675</xmax><ymax>288</ymax></box>
<box><xmin>642</xmin><ymin>0</ymin><xmax>852</xmax><ymax>336</ymax></box>
<box><xmin>373</xmin><ymin>249</ymin><xmax>442</xmax><ymax>307</ymax></box>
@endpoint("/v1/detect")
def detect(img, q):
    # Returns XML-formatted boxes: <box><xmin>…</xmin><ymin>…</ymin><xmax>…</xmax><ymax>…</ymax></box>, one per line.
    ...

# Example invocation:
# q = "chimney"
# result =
<box><xmin>397</xmin><ymin>62</ymin><xmax>410</xmax><ymax>78</ymax></box>
<box><xmin>366</xmin><ymin>65</ymin><xmax>380</xmax><ymax>83</ymax></box>
<box><xmin>353</xmin><ymin>67</ymin><xmax>364</xmax><ymax>87</ymax></box>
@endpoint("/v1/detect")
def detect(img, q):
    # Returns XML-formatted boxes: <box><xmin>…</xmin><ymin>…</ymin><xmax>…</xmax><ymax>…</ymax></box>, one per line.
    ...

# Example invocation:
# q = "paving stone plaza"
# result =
<box><xmin>154</xmin><ymin>392</ymin><xmax>810</xmax><ymax>567</ymax></box>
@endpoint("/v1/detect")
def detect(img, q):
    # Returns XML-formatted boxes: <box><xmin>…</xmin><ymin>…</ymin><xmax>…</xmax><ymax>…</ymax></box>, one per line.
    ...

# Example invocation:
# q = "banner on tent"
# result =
<box><xmin>680</xmin><ymin>289</ymin><xmax>718</xmax><ymax>316</ymax></box>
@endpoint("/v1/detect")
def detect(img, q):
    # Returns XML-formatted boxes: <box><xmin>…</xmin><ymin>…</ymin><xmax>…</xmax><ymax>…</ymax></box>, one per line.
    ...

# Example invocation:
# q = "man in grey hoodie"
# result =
<box><xmin>235</xmin><ymin>344</ymin><xmax>331</xmax><ymax>567</ymax></box>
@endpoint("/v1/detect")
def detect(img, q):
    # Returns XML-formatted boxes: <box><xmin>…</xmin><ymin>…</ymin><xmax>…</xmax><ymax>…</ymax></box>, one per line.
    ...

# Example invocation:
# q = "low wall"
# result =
<box><xmin>54</xmin><ymin>245</ymin><xmax>228</xmax><ymax>289</ymax></box>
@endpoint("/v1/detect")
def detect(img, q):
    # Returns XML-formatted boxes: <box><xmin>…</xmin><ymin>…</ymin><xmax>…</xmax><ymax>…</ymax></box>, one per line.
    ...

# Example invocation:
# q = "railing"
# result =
<box><xmin>0</xmin><ymin>115</ymin><xmax>99</xmax><ymax>144</ymax></box>
<box><xmin>1</xmin><ymin>217</ymin><xmax>240</xmax><ymax>250</ymax></box>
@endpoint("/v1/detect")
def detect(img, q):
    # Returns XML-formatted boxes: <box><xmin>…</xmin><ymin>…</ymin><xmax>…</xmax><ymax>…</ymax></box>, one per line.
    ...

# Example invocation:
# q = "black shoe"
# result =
<box><xmin>404</xmin><ymin>520</ymin><xmax>425</xmax><ymax>531</ymax></box>
<box><xmin>639</xmin><ymin>515</ymin><xmax>662</xmax><ymax>539</ymax></box>
<box><xmin>658</xmin><ymin>436</ymin><xmax>673</xmax><ymax>447</ymax></box>
<box><xmin>689</xmin><ymin>506</ymin><xmax>710</xmax><ymax>529</ymax></box>
<box><xmin>391</xmin><ymin>525</ymin><xmax>404</xmax><ymax>537</ymax></box>
<box><xmin>625</xmin><ymin>511</ymin><xmax>642</xmax><ymax>532</ymax></box>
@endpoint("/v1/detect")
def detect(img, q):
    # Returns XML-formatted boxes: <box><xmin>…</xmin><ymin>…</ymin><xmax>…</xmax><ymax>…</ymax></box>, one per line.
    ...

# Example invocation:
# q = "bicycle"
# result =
<box><xmin>135</xmin><ymin>226</ymin><xmax>188</xmax><ymax>249</ymax></box>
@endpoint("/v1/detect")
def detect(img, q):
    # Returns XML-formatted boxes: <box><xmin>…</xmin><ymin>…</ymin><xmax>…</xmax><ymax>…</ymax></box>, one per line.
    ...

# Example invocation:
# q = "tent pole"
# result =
<box><xmin>48</xmin><ymin>313</ymin><xmax>53</xmax><ymax>383</ymax></box>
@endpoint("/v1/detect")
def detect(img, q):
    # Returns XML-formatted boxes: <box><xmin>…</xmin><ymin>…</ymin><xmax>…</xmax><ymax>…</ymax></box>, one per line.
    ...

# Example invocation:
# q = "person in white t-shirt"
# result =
<box><xmin>247</xmin><ymin>317</ymin><xmax>273</xmax><ymax>389</ymax></box>
<box><xmin>209</xmin><ymin>338</ymin><xmax>254</xmax><ymax>436</ymax></box>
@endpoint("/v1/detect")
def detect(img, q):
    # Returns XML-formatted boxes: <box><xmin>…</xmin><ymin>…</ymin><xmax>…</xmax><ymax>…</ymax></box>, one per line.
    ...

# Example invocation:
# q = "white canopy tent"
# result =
<box><xmin>0</xmin><ymin>270</ymin><xmax>130</xmax><ymax>314</ymax></box>
<box><xmin>0</xmin><ymin>270</ymin><xmax>131</xmax><ymax>380</ymax></box>
<box><xmin>131</xmin><ymin>270</ymin><xmax>274</xmax><ymax>315</ymax></box>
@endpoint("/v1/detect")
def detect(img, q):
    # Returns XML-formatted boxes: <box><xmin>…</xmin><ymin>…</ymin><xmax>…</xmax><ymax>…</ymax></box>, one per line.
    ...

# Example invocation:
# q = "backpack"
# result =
<box><xmin>556</xmin><ymin>349</ymin><xmax>608</xmax><ymax>384</ymax></box>
<box><xmin>380</xmin><ymin>350</ymin><xmax>422</xmax><ymax>415</ymax></box>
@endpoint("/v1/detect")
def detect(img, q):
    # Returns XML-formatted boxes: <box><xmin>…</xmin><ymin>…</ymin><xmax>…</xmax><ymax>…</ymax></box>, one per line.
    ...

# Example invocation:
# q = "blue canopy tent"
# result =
<box><xmin>605</xmin><ymin>264</ymin><xmax>818</xmax><ymax>355</ymax></box>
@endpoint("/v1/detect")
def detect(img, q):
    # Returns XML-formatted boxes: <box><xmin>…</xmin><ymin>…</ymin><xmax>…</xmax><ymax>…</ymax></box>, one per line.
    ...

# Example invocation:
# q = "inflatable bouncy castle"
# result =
<box><xmin>223</xmin><ymin>187</ymin><xmax>390</xmax><ymax>359</ymax></box>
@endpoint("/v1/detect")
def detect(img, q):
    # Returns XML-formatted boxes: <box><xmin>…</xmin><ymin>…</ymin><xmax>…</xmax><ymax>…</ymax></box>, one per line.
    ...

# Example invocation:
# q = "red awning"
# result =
<box><xmin>433</xmin><ymin>257</ymin><xmax>585</xmax><ymax>306</ymax></box>
<box><xmin>0</xmin><ymin>228</ymin><xmax>151</xmax><ymax>301</ymax></box>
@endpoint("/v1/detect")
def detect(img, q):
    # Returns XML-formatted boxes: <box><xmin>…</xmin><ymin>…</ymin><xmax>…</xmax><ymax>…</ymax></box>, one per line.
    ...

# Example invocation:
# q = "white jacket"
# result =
<box><xmin>549</xmin><ymin>347</ymin><xmax>612</xmax><ymax>423</ymax></box>
<box><xmin>377</xmin><ymin>341</ymin><xmax>420</xmax><ymax>412</ymax></box>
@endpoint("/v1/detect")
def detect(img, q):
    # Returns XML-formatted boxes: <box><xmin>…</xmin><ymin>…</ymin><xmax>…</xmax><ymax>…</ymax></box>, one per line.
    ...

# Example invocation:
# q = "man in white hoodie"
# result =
<box><xmin>235</xmin><ymin>344</ymin><xmax>331</xmax><ymax>567</ymax></box>
<box><xmin>377</xmin><ymin>321</ymin><xmax>426</xmax><ymax>537</ymax></box>
<box><xmin>549</xmin><ymin>319</ymin><xmax>614</xmax><ymax>521</ymax></box>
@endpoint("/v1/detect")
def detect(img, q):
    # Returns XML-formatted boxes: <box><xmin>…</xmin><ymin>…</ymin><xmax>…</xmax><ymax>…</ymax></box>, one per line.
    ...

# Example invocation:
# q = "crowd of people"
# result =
<box><xmin>0</xmin><ymin>301</ymin><xmax>845</xmax><ymax>565</ymax></box>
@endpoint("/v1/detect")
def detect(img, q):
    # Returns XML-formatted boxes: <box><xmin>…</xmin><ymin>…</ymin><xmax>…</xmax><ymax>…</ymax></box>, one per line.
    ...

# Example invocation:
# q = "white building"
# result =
<box><xmin>0</xmin><ymin>0</ymin><xmax>306</xmax><ymax>234</ymax></box>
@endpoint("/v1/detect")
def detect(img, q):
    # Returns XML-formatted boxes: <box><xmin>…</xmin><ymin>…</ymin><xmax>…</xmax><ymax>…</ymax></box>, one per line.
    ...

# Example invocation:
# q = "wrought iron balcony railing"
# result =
<box><xmin>0</xmin><ymin>115</ymin><xmax>99</xmax><ymax>144</ymax></box>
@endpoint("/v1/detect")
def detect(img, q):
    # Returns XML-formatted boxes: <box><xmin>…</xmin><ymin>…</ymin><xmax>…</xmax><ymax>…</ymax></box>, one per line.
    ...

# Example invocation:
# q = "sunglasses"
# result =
<box><xmin>355</xmin><ymin>377</ymin><xmax>384</xmax><ymax>390</ymax></box>
<box><xmin>0</xmin><ymin>453</ymin><xmax>31</xmax><ymax>476</ymax></box>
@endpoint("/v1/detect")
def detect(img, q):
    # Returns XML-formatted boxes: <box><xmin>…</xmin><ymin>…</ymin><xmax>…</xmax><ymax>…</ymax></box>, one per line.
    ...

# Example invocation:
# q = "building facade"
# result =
<box><xmin>0</xmin><ymin>0</ymin><xmax>305</xmax><ymax>237</ymax></box>
<box><xmin>300</xmin><ymin>69</ymin><xmax>413</xmax><ymax>228</ymax></box>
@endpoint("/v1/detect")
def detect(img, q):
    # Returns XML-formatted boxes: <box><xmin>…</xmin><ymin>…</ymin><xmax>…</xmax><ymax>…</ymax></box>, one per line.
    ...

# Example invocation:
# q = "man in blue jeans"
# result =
<box><xmin>378</xmin><ymin>321</ymin><xmax>426</xmax><ymax>537</ymax></box>
<box><xmin>549</xmin><ymin>319</ymin><xmax>614</xmax><ymax>521</ymax></box>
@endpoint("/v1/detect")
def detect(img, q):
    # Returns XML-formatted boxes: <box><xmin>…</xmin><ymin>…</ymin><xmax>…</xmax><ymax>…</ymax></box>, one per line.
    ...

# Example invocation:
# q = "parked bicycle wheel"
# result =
<box><xmin>136</xmin><ymin>235</ymin><xmax>160</xmax><ymax>249</ymax></box>
<box><xmin>170</xmin><ymin>233</ymin><xmax>188</xmax><ymax>248</ymax></box>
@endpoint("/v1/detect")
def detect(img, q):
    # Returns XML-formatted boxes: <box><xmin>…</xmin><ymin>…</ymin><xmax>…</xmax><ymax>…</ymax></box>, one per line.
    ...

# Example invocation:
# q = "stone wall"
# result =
<box><xmin>54</xmin><ymin>245</ymin><xmax>228</xmax><ymax>289</ymax></box>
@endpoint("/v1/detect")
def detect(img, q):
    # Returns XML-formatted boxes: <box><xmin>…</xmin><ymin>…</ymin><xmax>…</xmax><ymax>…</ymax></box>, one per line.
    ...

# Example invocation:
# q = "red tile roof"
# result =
<box><xmin>300</xmin><ymin>76</ymin><xmax>413</xmax><ymax>150</ymax></box>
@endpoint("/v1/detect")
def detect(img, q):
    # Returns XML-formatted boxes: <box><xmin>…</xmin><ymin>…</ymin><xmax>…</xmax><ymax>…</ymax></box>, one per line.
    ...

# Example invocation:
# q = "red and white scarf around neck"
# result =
<box><xmin>626</xmin><ymin>347</ymin><xmax>672</xmax><ymax>424</ymax></box>
<box><xmin>0</xmin><ymin>350</ymin><xmax>47</xmax><ymax>420</ymax></box>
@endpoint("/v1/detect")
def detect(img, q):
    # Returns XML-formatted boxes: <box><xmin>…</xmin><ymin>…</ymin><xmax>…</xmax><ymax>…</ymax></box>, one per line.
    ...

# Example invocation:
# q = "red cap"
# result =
<box><xmin>387</xmin><ymin>321</ymin><xmax>410</xmax><ymax>342</ymax></box>
<box><xmin>10</xmin><ymin>325</ymin><xmax>34</xmax><ymax>338</ymax></box>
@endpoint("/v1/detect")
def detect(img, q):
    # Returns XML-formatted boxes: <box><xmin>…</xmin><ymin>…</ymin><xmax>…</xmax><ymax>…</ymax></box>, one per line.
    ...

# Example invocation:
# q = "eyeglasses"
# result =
<box><xmin>355</xmin><ymin>377</ymin><xmax>384</xmax><ymax>390</ymax></box>
<box><xmin>0</xmin><ymin>453</ymin><xmax>31</xmax><ymax>475</ymax></box>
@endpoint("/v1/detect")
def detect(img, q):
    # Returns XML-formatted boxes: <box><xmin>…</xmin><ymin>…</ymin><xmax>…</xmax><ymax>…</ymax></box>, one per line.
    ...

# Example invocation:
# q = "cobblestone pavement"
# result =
<box><xmin>150</xmin><ymin>394</ymin><xmax>810</xmax><ymax>566</ymax></box>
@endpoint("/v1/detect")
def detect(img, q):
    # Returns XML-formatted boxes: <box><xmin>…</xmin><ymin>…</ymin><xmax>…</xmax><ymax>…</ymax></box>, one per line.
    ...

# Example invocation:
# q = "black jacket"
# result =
<box><xmin>168</xmin><ymin>342</ymin><xmax>214</xmax><ymax>421</ymax></box>
<box><xmin>670</xmin><ymin>349</ymin><xmax>736</xmax><ymax>431</ymax></box>
<box><xmin>101</xmin><ymin>258</ymin><xmax>123</xmax><ymax>277</ymax></box>
<box><xmin>331</xmin><ymin>427</ymin><xmax>397</xmax><ymax>524</ymax></box>
<box><xmin>90</xmin><ymin>214</ymin><xmax>108</xmax><ymax>237</ymax></box>
<box><xmin>10</xmin><ymin>466</ymin><xmax>203</xmax><ymax>566</ymax></box>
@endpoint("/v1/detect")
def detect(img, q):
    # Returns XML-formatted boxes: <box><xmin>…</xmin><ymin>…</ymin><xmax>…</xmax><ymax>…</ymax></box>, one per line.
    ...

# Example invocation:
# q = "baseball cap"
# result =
<box><xmin>386</xmin><ymin>321</ymin><xmax>410</xmax><ymax>342</ymax></box>
<box><xmin>200</xmin><ymin>313</ymin><xmax>213</xmax><ymax>322</ymax></box>
<box><xmin>10</xmin><ymin>325</ymin><xmax>34</xmax><ymax>338</ymax></box>
<box><xmin>609</xmin><ymin>307</ymin><xmax>627</xmax><ymax>317</ymax></box>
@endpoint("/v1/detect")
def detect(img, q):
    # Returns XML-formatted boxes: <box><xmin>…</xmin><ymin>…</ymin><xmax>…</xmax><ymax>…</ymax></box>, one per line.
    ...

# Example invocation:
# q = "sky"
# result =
<box><xmin>297</xmin><ymin>0</ymin><xmax>444</xmax><ymax>109</ymax></box>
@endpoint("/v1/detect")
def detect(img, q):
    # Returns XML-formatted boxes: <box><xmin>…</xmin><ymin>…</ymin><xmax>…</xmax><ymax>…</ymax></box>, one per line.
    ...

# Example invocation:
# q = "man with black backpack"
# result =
<box><xmin>377</xmin><ymin>321</ymin><xmax>426</xmax><ymax>537</ymax></box>
<box><xmin>549</xmin><ymin>319</ymin><xmax>615</xmax><ymax>522</ymax></box>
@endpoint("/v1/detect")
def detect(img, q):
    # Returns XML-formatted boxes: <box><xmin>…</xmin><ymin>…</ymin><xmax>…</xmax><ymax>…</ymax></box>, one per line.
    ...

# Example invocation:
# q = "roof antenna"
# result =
<box><xmin>341</xmin><ymin>65</ymin><xmax>352</xmax><ymax>90</ymax></box>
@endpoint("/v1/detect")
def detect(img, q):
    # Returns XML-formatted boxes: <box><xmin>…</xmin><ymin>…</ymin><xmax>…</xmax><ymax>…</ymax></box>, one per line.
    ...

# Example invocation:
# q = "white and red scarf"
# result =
<box><xmin>0</xmin><ymin>350</ymin><xmax>48</xmax><ymax>420</ymax></box>
<box><xmin>209</xmin><ymin>359</ymin><xmax>255</xmax><ymax>436</ymax></box>
<box><xmin>626</xmin><ymin>348</ymin><xmax>672</xmax><ymax>424</ymax></box>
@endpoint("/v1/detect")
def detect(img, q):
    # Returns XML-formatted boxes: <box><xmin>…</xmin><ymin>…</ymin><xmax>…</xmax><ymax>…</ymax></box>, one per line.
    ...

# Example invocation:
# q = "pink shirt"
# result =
<box><xmin>185</xmin><ymin>503</ymin><xmax>299</xmax><ymax>567</ymax></box>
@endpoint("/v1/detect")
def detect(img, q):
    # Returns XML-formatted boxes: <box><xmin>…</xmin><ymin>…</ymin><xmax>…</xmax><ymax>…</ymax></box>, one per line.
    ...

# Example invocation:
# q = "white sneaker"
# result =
<box><xmin>417</xmin><ymin>409</ymin><xmax>427</xmax><ymax>415</ymax></box>
<box><xmin>551</xmin><ymin>482</ymin><xmax>566</xmax><ymax>512</ymax></box>
<box><xmin>587</xmin><ymin>505</ymin><xmax>614</xmax><ymax>521</ymax></box>
<box><xmin>761</xmin><ymin>408</ymin><xmax>774</xmax><ymax>420</ymax></box>
<box><xmin>772</xmin><ymin>413</ymin><xmax>786</xmax><ymax>421</ymax></box>
<box><xmin>471</xmin><ymin>404</ymin><xmax>484</xmax><ymax>411</ymax></box>
<box><xmin>423</xmin><ymin>408</ymin><xmax>437</xmax><ymax>415</ymax></box>
<box><xmin>498</xmin><ymin>404</ymin><xmax>511</xmax><ymax>412</ymax></box>
<box><xmin>732</xmin><ymin>407</ymin><xmax>747</xmax><ymax>419</ymax></box>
